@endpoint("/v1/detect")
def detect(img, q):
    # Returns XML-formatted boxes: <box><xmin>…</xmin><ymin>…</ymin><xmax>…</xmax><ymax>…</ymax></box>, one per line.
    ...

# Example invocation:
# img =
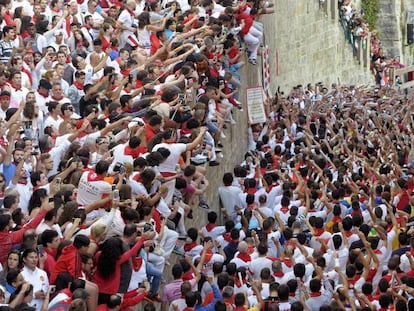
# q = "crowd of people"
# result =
<box><xmin>339</xmin><ymin>0</ymin><xmax>405</xmax><ymax>87</ymax></box>
<box><xmin>0</xmin><ymin>0</ymin><xmax>412</xmax><ymax>310</ymax></box>
<box><xmin>0</xmin><ymin>0</ymin><xmax>276</xmax><ymax>309</ymax></box>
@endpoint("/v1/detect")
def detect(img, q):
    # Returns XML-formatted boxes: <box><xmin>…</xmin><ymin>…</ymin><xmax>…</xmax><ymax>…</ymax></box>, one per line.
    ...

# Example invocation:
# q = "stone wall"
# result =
<box><xmin>376</xmin><ymin>0</ymin><xmax>402</xmax><ymax>60</ymax></box>
<box><xmin>259</xmin><ymin>0</ymin><xmax>373</xmax><ymax>94</ymax></box>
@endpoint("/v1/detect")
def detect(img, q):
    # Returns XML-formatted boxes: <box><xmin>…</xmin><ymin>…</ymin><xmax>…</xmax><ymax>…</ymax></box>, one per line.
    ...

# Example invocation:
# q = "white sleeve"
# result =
<box><xmin>354</xmin><ymin>277</ymin><xmax>365</xmax><ymax>291</ymax></box>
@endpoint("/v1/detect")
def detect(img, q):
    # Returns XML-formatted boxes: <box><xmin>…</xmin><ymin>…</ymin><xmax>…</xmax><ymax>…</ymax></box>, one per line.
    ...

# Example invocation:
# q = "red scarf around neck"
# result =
<box><xmin>10</xmin><ymin>82</ymin><xmax>21</xmax><ymax>91</ymax></box>
<box><xmin>37</xmin><ymin>89</ymin><xmax>50</xmax><ymax>98</ymax></box>
<box><xmin>223</xmin><ymin>232</ymin><xmax>232</xmax><ymax>243</ymax></box>
<box><xmin>273</xmin><ymin>271</ymin><xmax>284</xmax><ymax>278</ymax></box>
<box><xmin>236</xmin><ymin>252</ymin><xmax>251</xmax><ymax>262</ymax></box>
<box><xmin>205</xmin><ymin>223</ymin><xmax>216</xmax><ymax>232</ymax></box>
<box><xmin>74</xmin><ymin>81</ymin><xmax>84</xmax><ymax>91</ymax></box>
<box><xmin>314</xmin><ymin>228</ymin><xmax>325</xmax><ymax>237</ymax></box>
<box><xmin>184</xmin><ymin>241</ymin><xmax>198</xmax><ymax>252</ymax></box>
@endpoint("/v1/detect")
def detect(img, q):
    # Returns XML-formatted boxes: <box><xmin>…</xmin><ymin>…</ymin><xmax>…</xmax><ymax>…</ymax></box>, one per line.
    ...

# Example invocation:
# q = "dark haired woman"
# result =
<box><xmin>93</xmin><ymin>233</ymin><xmax>152</xmax><ymax>304</ymax></box>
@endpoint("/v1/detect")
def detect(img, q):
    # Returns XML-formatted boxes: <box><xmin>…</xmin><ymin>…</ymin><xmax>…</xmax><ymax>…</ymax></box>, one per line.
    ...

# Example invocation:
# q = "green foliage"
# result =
<box><xmin>361</xmin><ymin>0</ymin><xmax>380</xmax><ymax>30</ymax></box>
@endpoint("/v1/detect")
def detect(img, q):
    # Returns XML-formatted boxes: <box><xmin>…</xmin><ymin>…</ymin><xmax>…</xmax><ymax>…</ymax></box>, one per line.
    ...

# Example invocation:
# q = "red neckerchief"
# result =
<box><xmin>133</xmin><ymin>173</ymin><xmax>142</xmax><ymax>183</ymax></box>
<box><xmin>345</xmin><ymin>230</ymin><xmax>353</xmax><ymax>238</ymax></box>
<box><xmin>17</xmin><ymin>179</ymin><xmax>28</xmax><ymax>185</ymax></box>
<box><xmin>314</xmin><ymin>228</ymin><xmax>325</xmax><ymax>237</ymax></box>
<box><xmin>280</xmin><ymin>206</ymin><xmax>289</xmax><ymax>214</ymax></box>
<box><xmin>124</xmin><ymin>145</ymin><xmax>141</xmax><ymax>158</ymax></box>
<box><xmin>236</xmin><ymin>252</ymin><xmax>251</xmax><ymax>262</ymax></box>
<box><xmin>183</xmin><ymin>308</ymin><xmax>194</xmax><ymax>311</ymax></box>
<box><xmin>87</xmin><ymin>171</ymin><xmax>104</xmax><ymax>182</ymax></box>
<box><xmin>182</xmin><ymin>270</ymin><xmax>194</xmax><ymax>281</ymax></box>
<box><xmin>205</xmin><ymin>223</ymin><xmax>216</xmax><ymax>232</ymax></box>
<box><xmin>203</xmin><ymin>250</ymin><xmax>213</xmax><ymax>263</ymax></box>
<box><xmin>74</xmin><ymin>81</ymin><xmax>84</xmax><ymax>90</ymax></box>
<box><xmin>247</xmin><ymin>203</ymin><xmax>257</xmax><ymax>210</ymax></box>
<box><xmin>273</xmin><ymin>271</ymin><xmax>284</xmax><ymax>277</ymax></box>
<box><xmin>121</xmin><ymin>69</ymin><xmax>130</xmax><ymax>77</ymax></box>
<box><xmin>37</xmin><ymin>89</ymin><xmax>49</xmax><ymax>98</ymax></box>
<box><xmin>283</xmin><ymin>258</ymin><xmax>293</xmax><ymax>268</ymax></box>
<box><xmin>248</xmin><ymin>245</ymin><xmax>255</xmax><ymax>254</ymax></box>
<box><xmin>126</xmin><ymin>7</ymin><xmax>135</xmax><ymax>16</ymax></box>
<box><xmin>133</xmin><ymin>257</ymin><xmax>143</xmax><ymax>271</ymax></box>
<box><xmin>234</xmin><ymin>276</ymin><xmax>246</xmax><ymax>288</ymax></box>
<box><xmin>332</xmin><ymin>216</ymin><xmax>342</xmax><ymax>223</ymax></box>
<box><xmin>0</xmin><ymin>136</ymin><xmax>8</xmax><ymax>148</ymax></box>
<box><xmin>351</xmin><ymin>209</ymin><xmax>362</xmax><ymax>216</ymax></box>
<box><xmin>184</xmin><ymin>241</ymin><xmax>198</xmax><ymax>252</ymax></box>
<box><xmin>10</xmin><ymin>82</ymin><xmax>21</xmax><ymax>91</ymax></box>
<box><xmin>246</xmin><ymin>187</ymin><xmax>256</xmax><ymax>194</ymax></box>
<box><xmin>374</xmin><ymin>249</ymin><xmax>382</xmax><ymax>255</ymax></box>
<box><xmin>223</xmin><ymin>232</ymin><xmax>232</xmax><ymax>243</ymax></box>
<box><xmin>310</xmin><ymin>292</ymin><xmax>322</xmax><ymax>297</ymax></box>
<box><xmin>51</xmin><ymin>95</ymin><xmax>63</xmax><ymax>101</ymax></box>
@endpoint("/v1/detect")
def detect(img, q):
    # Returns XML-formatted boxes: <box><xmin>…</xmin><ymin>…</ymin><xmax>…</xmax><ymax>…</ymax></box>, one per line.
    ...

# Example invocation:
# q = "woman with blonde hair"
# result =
<box><xmin>69</xmin><ymin>298</ymin><xmax>87</xmax><ymax>311</ymax></box>
<box><xmin>88</xmin><ymin>223</ymin><xmax>108</xmax><ymax>255</ymax></box>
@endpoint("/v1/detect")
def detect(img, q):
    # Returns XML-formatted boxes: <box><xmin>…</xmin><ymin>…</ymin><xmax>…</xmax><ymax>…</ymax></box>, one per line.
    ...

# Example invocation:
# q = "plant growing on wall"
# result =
<box><xmin>361</xmin><ymin>0</ymin><xmax>380</xmax><ymax>30</ymax></box>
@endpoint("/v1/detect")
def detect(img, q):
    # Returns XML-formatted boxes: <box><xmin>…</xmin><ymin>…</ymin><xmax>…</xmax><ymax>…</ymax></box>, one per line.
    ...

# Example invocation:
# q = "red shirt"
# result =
<box><xmin>92</xmin><ymin>237</ymin><xmax>145</xmax><ymax>294</ymax></box>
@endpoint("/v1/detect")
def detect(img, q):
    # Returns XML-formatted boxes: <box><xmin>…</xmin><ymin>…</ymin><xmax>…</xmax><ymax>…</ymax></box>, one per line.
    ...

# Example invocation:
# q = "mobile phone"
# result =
<box><xmin>55</xmin><ymin>177</ymin><xmax>61</xmax><ymax>186</ymax></box>
<box><xmin>24</xmin><ymin>121</ymin><xmax>32</xmax><ymax>129</ymax></box>
<box><xmin>111</xmin><ymin>184</ymin><xmax>116</xmax><ymax>191</ymax></box>
<box><xmin>178</xmin><ymin>94</ymin><xmax>185</xmax><ymax>104</ymax></box>
<box><xmin>38</xmin><ymin>245</ymin><xmax>45</xmax><ymax>255</ymax></box>
<box><xmin>113</xmin><ymin>190</ymin><xmax>119</xmax><ymax>201</ymax></box>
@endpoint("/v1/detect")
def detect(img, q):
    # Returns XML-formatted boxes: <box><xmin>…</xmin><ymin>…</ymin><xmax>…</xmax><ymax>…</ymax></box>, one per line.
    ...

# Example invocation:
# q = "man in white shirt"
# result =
<box><xmin>21</xmin><ymin>249</ymin><xmax>49</xmax><ymax>311</ymax></box>
<box><xmin>153</xmin><ymin>127</ymin><xmax>207</xmax><ymax>204</ymax></box>
<box><xmin>117</xmin><ymin>0</ymin><xmax>139</xmax><ymax>48</ymax></box>
<box><xmin>77</xmin><ymin>160</ymin><xmax>112</xmax><ymax>219</ymax></box>
<box><xmin>218</xmin><ymin>173</ymin><xmax>243</xmax><ymax>221</ymax></box>
<box><xmin>8</xmin><ymin>71</ymin><xmax>29</xmax><ymax>108</ymax></box>
<box><xmin>44</xmin><ymin>101</ymin><xmax>64</xmax><ymax>132</ymax></box>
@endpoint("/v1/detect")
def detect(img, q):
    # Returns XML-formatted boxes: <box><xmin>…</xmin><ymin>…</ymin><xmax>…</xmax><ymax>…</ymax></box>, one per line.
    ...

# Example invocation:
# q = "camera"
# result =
<box><xmin>113</xmin><ymin>162</ymin><xmax>125</xmax><ymax>174</ymax></box>
<box><xmin>143</xmin><ymin>223</ymin><xmax>153</xmax><ymax>232</ymax></box>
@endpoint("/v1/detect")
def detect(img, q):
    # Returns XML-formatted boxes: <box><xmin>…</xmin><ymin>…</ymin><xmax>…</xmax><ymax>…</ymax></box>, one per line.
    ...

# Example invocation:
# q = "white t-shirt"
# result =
<box><xmin>250</xmin><ymin>257</ymin><xmax>273</xmax><ymax>280</ymax></box>
<box><xmin>77</xmin><ymin>170</ymin><xmax>112</xmax><ymax>207</ymax></box>
<box><xmin>44</xmin><ymin>115</ymin><xmax>64</xmax><ymax>132</ymax></box>
<box><xmin>153</xmin><ymin>143</ymin><xmax>186</xmax><ymax>173</ymax></box>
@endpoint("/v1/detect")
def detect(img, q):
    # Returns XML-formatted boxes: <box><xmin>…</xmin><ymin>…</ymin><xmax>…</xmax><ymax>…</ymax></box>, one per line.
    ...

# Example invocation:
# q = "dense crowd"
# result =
<box><xmin>0</xmin><ymin>0</ymin><xmax>275</xmax><ymax>309</ymax></box>
<box><xmin>0</xmin><ymin>0</ymin><xmax>411</xmax><ymax>310</ymax></box>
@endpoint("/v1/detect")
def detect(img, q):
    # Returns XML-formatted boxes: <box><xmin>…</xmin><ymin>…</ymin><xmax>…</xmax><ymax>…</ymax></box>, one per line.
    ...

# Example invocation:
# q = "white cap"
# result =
<box><xmin>70</xmin><ymin>112</ymin><xmax>82</xmax><ymax>119</ymax></box>
<box><xmin>128</xmin><ymin>117</ymin><xmax>145</xmax><ymax>129</ymax></box>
